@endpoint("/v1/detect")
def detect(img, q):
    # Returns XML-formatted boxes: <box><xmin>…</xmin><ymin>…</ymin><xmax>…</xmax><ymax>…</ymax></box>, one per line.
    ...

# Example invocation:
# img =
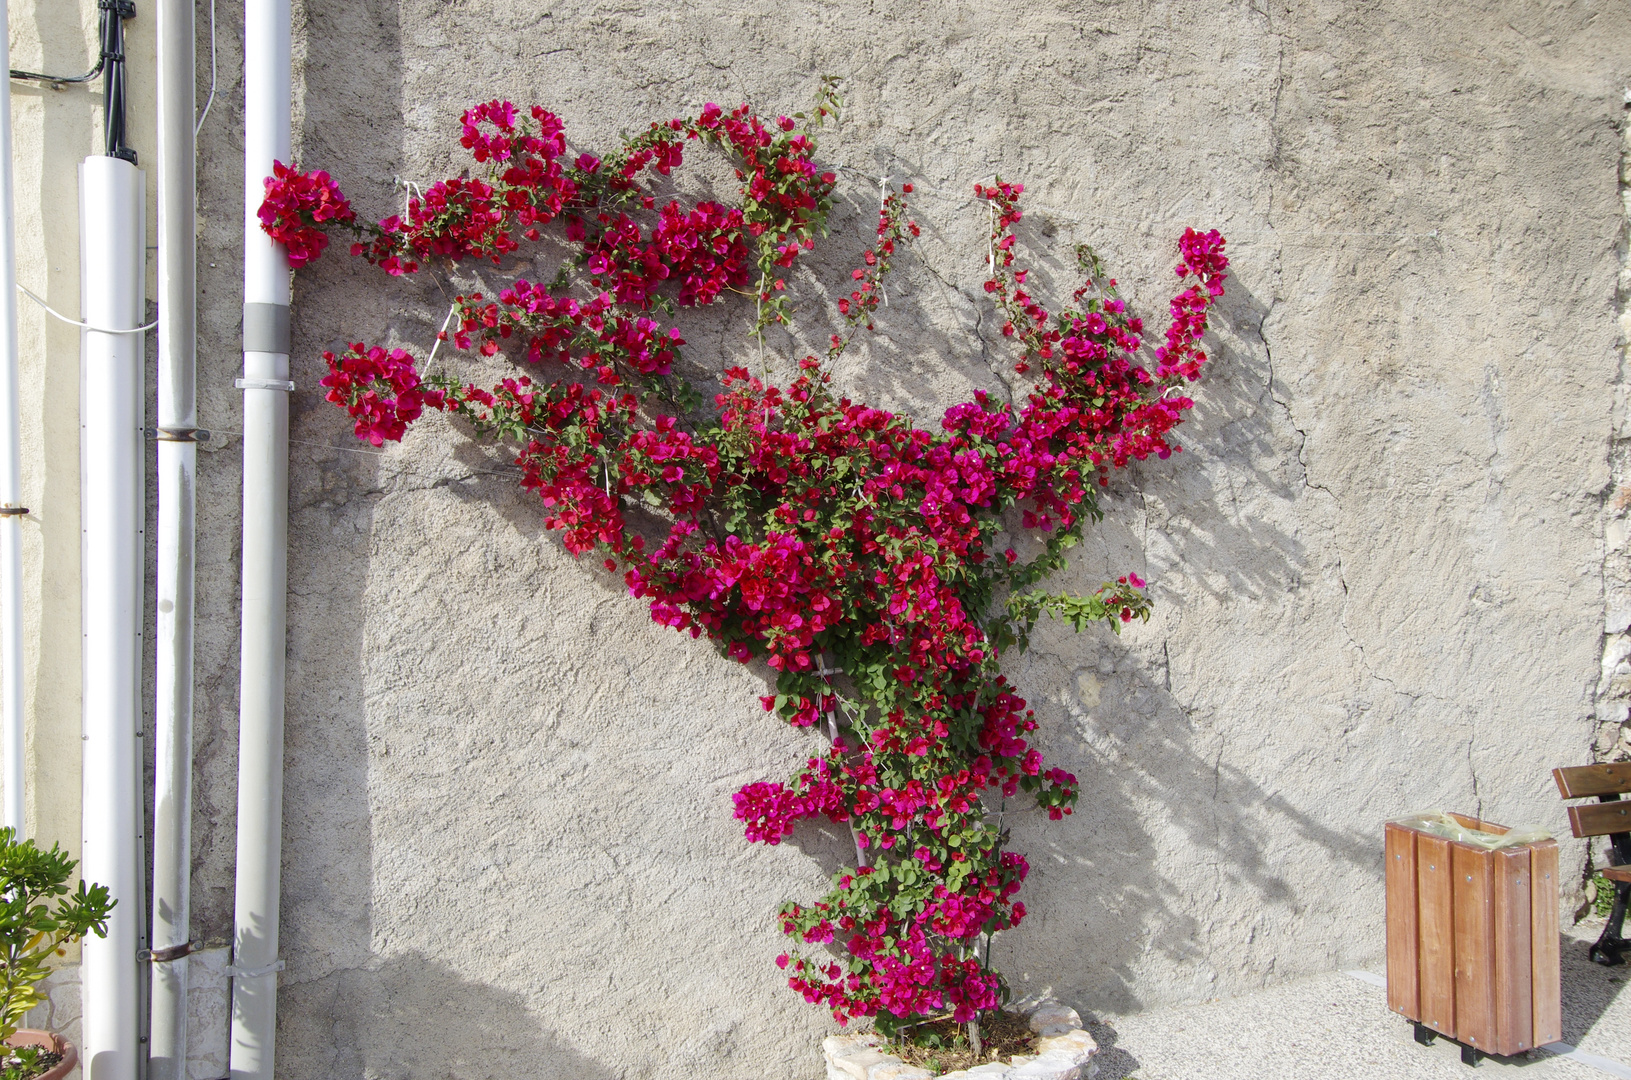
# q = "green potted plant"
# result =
<box><xmin>0</xmin><ymin>827</ymin><xmax>114</xmax><ymax>1080</ymax></box>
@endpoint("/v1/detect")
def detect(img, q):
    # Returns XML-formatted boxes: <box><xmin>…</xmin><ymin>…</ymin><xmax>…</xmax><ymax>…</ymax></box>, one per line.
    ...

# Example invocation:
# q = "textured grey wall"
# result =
<box><xmin>184</xmin><ymin>2</ymin><xmax>1630</xmax><ymax>1077</ymax></box>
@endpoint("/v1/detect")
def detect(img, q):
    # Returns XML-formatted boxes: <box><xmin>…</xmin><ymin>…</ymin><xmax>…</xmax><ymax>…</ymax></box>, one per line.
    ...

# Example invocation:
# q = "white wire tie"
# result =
<box><xmin>236</xmin><ymin>377</ymin><xmax>295</xmax><ymax>392</ymax></box>
<box><xmin>422</xmin><ymin>301</ymin><xmax>460</xmax><ymax>370</ymax></box>
<box><xmin>225</xmin><ymin>958</ymin><xmax>284</xmax><ymax>979</ymax></box>
<box><xmin>16</xmin><ymin>284</ymin><xmax>156</xmax><ymax>333</ymax></box>
<box><xmin>194</xmin><ymin>0</ymin><xmax>217</xmax><ymax>135</ymax></box>
<box><xmin>395</xmin><ymin>176</ymin><xmax>425</xmax><ymax>219</ymax></box>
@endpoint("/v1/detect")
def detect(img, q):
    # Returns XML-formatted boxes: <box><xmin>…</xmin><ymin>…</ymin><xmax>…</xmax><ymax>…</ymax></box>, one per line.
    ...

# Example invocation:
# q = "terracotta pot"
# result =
<box><xmin>3</xmin><ymin>1029</ymin><xmax>77</xmax><ymax>1080</ymax></box>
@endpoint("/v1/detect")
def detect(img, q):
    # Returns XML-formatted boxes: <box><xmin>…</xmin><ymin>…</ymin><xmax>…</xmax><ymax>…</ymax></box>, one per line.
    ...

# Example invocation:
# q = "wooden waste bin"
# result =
<box><xmin>1385</xmin><ymin>813</ymin><xmax>1561</xmax><ymax>1057</ymax></box>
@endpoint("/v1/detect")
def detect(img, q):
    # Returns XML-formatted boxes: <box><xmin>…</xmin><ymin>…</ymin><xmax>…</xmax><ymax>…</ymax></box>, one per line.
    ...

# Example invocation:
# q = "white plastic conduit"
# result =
<box><xmin>149</xmin><ymin>0</ymin><xmax>199</xmax><ymax>1070</ymax></box>
<box><xmin>79</xmin><ymin>155</ymin><xmax>146</xmax><ymax>1080</ymax></box>
<box><xmin>230</xmin><ymin>0</ymin><xmax>292</xmax><ymax>1074</ymax></box>
<box><xmin>0</xmin><ymin>0</ymin><xmax>26</xmax><ymax>835</ymax></box>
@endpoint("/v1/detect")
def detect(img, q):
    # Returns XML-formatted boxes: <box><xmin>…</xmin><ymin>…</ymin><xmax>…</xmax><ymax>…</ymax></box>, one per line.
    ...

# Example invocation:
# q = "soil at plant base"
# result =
<box><xmin>0</xmin><ymin>1046</ymin><xmax>62</xmax><ymax>1080</ymax></box>
<box><xmin>892</xmin><ymin>1010</ymin><xmax>1036</xmax><ymax>1075</ymax></box>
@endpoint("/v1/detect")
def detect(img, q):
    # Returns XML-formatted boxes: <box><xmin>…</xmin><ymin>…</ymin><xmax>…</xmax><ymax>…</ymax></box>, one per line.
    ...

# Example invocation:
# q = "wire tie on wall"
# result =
<box><xmin>235</xmin><ymin>377</ymin><xmax>295</xmax><ymax>393</ymax></box>
<box><xmin>225</xmin><ymin>958</ymin><xmax>284</xmax><ymax>979</ymax></box>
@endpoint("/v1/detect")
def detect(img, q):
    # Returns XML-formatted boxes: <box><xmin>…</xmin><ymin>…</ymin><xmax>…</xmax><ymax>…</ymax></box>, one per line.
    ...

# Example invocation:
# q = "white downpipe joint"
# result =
<box><xmin>0</xmin><ymin>0</ymin><xmax>27</xmax><ymax>835</ymax></box>
<box><xmin>79</xmin><ymin>155</ymin><xmax>146</xmax><ymax>1080</ymax></box>
<box><xmin>149</xmin><ymin>0</ymin><xmax>199</xmax><ymax>1070</ymax></box>
<box><xmin>230</xmin><ymin>0</ymin><xmax>291</xmax><ymax>1075</ymax></box>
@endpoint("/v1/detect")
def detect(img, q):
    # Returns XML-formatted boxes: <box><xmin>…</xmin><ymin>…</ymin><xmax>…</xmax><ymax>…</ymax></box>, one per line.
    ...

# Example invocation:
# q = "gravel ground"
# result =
<box><xmin>1086</xmin><ymin>920</ymin><xmax>1631</xmax><ymax>1080</ymax></box>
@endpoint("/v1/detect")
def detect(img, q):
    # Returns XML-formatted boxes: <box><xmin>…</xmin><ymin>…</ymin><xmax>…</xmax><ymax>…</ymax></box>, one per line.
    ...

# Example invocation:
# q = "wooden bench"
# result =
<box><xmin>1552</xmin><ymin>763</ymin><xmax>1631</xmax><ymax>966</ymax></box>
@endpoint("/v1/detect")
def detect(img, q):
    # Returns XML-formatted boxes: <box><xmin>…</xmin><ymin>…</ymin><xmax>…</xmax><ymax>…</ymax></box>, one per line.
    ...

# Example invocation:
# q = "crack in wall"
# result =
<box><xmin>1468</xmin><ymin>734</ymin><xmax>1484</xmax><ymax>821</ymax></box>
<box><xmin>917</xmin><ymin>252</ymin><xmax>1019</xmax><ymax>406</ymax></box>
<box><xmin>1247</xmin><ymin>7</ymin><xmax>1410</xmax><ymax>720</ymax></box>
<box><xmin>1594</xmin><ymin>95</ymin><xmax>1631</xmax><ymax>768</ymax></box>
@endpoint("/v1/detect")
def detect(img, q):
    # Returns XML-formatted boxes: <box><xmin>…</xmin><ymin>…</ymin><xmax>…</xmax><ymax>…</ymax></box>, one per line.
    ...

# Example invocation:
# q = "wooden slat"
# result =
<box><xmin>1385</xmin><ymin>823</ymin><xmax>1420</xmax><ymax>1020</ymax></box>
<box><xmin>1566</xmin><ymin>801</ymin><xmax>1631</xmax><ymax>838</ymax></box>
<box><xmin>1553</xmin><ymin>764</ymin><xmax>1631</xmax><ymax>799</ymax></box>
<box><xmin>1452</xmin><ymin>842</ymin><xmax>1497</xmax><ymax>1051</ymax></box>
<box><xmin>1490</xmin><ymin>846</ymin><xmax>1533</xmax><ymax>1056</ymax></box>
<box><xmin>1603</xmin><ymin>865</ymin><xmax>1631</xmax><ymax>884</ymax></box>
<box><xmin>1530</xmin><ymin>840</ymin><xmax>1562</xmax><ymax>1048</ymax></box>
<box><xmin>1417</xmin><ymin>834</ymin><xmax>1456</xmax><ymax>1037</ymax></box>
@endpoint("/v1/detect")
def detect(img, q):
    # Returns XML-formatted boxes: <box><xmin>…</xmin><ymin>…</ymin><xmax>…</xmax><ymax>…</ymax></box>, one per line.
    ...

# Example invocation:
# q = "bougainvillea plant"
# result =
<box><xmin>261</xmin><ymin>80</ymin><xmax>1228</xmax><ymax>1036</ymax></box>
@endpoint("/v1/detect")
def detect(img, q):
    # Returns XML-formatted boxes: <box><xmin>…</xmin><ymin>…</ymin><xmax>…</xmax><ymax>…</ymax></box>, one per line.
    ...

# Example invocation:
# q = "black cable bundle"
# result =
<box><xmin>11</xmin><ymin>0</ymin><xmax>139</xmax><ymax>165</ymax></box>
<box><xmin>99</xmin><ymin>0</ymin><xmax>137</xmax><ymax>162</ymax></box>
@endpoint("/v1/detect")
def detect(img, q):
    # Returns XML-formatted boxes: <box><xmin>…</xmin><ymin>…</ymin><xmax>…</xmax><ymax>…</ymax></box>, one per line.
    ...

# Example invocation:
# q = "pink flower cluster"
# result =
<box><xmin>778</xmin><ymin>844</ymin><xmax>1028</xmax><ymax>1022</ymax></box>
<box><xmin>318</xmin><ymin>343</ymin><xmax>444</xmax><ymax>446</ymax></box>
<box><xmin>258</xmin><ymin>160</ymin><xmax>354</xmax><ymax>267</ymax></box>
<box><xmin>1157</xmin><ymin>228</ymin><xmax>1229</xmax><ymax>381</ymax></box>
<box><xmin>653</xmin><ymin>201</ymin><xmax>751</xmax><ymax>306</ymax></box>
<box><xmin>265</xmin><ymin>102</ymin><xmax>580</xmax><ymax>276</ymax></box>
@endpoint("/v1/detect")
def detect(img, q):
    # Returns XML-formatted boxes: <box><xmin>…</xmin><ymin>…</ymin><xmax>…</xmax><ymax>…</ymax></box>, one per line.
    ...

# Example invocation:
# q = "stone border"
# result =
<box><xmin>823</xmin><ymin>998</ymin><xmax>1099</xmax><ymax>1080</ymax></box>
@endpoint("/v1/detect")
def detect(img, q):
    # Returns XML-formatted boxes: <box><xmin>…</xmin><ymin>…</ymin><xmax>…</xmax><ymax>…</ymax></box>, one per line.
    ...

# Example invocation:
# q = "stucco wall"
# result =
<box><xmin>181</xmin><ymin>1</ymin><xmax>1631</xmax><ymax>1078</ymax></box>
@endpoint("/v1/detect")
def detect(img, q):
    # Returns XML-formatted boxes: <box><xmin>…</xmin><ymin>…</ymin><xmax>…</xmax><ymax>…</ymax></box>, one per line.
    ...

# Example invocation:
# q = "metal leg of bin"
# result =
<box><xmin>1413</xmin><ymin>1023</ymin><xmax>1437</xmax><ymax>1046</ymax></box>
<box><xmin>1461</xmin><ymin>1043</ymin><xmax>1480</xmax><ymax>1067</ymax></box>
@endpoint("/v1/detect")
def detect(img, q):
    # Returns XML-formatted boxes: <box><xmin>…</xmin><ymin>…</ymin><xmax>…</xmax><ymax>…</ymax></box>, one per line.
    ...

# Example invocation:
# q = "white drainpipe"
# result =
<box><xmin>79</xmin><ymin>155</ymin><xmax>146</xmax><ymax>1080</ymax></box>
<box><xmin>149</xmin><ymin>0</ymin><xmax>199</xmax><ymax>1070</ymax></box>
<box><xmin>0</xmin><ymin>0</ymin><xmax>26</xmax><ymax>834</ymax></box>
<box><xmin>229</xmin><ymin>0</ymin><xmax>292</xmax><ymax>1073</ymax></box>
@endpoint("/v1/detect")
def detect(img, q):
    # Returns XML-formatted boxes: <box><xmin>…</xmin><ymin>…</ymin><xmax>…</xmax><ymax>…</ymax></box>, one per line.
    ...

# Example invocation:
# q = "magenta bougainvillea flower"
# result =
<box><xmin>262</xmin><ymin>81</ymin><xmax>1227</xmax><ymax>1030</ymax></box>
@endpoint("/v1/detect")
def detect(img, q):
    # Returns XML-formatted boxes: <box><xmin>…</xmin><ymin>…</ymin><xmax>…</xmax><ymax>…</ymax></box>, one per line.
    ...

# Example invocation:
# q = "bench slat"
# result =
<box><xmin>1604</xmin><ymin>865</ymin><xmax>1631</xmax><ymax>884</ymax></box>
<box><xmin>1553</xmin><ymin>764</ymin><xmax>1631</xmax><ymax>799</ymax></box>
<box><xmin>1567</xmin><ymin>800</ymin><xmax>1631</xmax><ymax>838</ymax></box>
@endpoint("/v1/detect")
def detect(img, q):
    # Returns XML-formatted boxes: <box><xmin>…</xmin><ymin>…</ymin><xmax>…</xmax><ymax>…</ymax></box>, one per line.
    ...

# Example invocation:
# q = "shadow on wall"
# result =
<box><xmin>986</xmin><ymin>273</ymin><xmax>1375</xmax><ymax>1013</ymax></box>
<box><xmin>1001</xmin><ymin>658</ymin><xmax>1377</xmax><ymax>1014</ymax></box>
<box><xmin>272</xmin><ymin>0</ymin><xmax>400</xmax><ymax>1075</ymax></box>
<box><xmin>1151</xmin><ymin>278</ymin><xmax>1311</xmax><ymax>602</ymax></box>
<box><xmin>279</xmin><ymin>952</ymin><xmax>614</xmax><ymax>1080</ymax></box>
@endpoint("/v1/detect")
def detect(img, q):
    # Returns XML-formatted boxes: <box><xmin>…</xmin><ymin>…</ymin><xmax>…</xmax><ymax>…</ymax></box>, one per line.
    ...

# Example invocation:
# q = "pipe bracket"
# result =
<box><xmin>235</xmin><ymin>377</ymin><xmax>295</xmax><ymax>393</ymax></box>
<box><xmin>150</xmin><ymin>426</ymin><xmax>207</xmax><ymax>442</ymax></box>
<box><xmin>140</xmin><ymin>939</ymin><xmax>203</xmax><ymax>963</ymax></box>
<box><xmin>225</xmin><ymin>958</ymin><xmax>285</xmax><ymax>979</ymax></box>
<box><xmin>0</xmin><ymin>506</ymin><xmax>28</xmax><ymax>517</ymax></box>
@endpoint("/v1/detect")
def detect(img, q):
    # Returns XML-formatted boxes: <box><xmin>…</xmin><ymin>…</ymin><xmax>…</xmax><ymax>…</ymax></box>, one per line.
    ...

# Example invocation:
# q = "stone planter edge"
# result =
<box><xmin>823</xmin><ymin>996</ymin><xmax>1099</xmax><ymax>1080</ymax></box>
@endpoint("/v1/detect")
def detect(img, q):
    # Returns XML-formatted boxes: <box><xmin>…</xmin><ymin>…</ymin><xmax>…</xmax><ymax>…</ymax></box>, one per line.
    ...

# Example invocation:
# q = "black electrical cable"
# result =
<box><xmin>8</xmin><ymin>57</ymin><xmax>104</xmax><ymax>85</ymax></box>
<box><xmin>10</xmin><ymin>0</ymin><xmax>138</xmax><ymax>164</ymax></box>
<box><xmin>101</xmin><ymin>0</ymin><xmax>137</xmax><ymax>163</ymax></box>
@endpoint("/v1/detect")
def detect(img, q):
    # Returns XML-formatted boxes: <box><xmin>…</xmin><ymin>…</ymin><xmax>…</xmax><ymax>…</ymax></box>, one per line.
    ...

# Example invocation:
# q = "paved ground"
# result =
<box><xmin>1085</xmin><ymin>919</ymin><xmax>1631</xmax><ymax>1080</ymax></box>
